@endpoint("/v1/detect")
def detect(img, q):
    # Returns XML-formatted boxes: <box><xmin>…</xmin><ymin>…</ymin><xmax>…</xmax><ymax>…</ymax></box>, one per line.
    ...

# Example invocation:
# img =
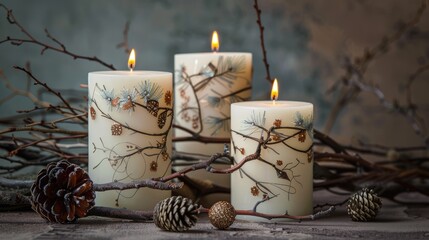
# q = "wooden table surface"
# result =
<box><xmin>1</xmin><ymin>191</ymin><xmax>428</xmax><ymax>240</ymax></box>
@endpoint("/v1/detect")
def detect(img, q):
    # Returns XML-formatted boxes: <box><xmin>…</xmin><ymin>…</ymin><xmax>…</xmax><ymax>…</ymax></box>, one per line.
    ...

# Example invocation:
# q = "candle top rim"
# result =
<box><xmin>89</xmin><ymin>71</ymin><xmax>171</xmax><ymax>76</ymax></box>
<box><xmin>175</xmin><ymin>52</ymin><xmax>251</xmax><ymax>56</ymax></box>
<box><xmin>232</xmin><ymin>101</ymin><xmax>313</xmax><ymax>109</ymax></box>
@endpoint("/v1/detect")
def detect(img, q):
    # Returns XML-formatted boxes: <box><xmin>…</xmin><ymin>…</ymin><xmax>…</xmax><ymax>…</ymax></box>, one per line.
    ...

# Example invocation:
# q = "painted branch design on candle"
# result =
<box><xmin>231</xmin><ymin>110</ymin><xmax>313</xmax><ymax>211</ymax></box>
<box><xmin>89</xmin><ymin>82</ymin><xmax>173</xmax><ymax>207</ymax></box>
<box><xmin>176</xmin><ymin>56</ymin><xmax>251</xmax><ymax>137</ymax></box>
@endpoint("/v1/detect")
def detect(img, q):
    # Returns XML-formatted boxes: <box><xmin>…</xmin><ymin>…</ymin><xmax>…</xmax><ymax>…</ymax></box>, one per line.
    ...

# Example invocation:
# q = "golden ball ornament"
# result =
<box><xmin>208</xmin><ymin>201</ymin><xmax>236</xmax><ymax>230</ymax></box>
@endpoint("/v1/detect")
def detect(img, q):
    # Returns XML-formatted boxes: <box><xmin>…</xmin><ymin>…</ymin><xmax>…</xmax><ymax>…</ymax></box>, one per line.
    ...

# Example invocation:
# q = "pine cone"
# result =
<box><xmin>347</xmin><ymin>188</ymin><xmax>382</xmax><ymax>222</ymax></box>
<box><xmin>153</xmin><ymin>196</ymin><xmax>199</xmax><ymax>232</ymax></box>
<box><xmin>30</xmin><ymin>160</ymin><xmax>96</xmax><ymax>223</ymax></box>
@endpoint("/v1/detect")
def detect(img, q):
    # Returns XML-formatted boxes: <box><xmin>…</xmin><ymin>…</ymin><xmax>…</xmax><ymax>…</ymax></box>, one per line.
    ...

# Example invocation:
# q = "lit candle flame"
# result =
<box><xmin>271</xmin><ymin>78</ymin><xmax>279</xmax><ymax>104</ymax></box>
<box><xmin>211</xmin><ymin>31</ymin><xmax>219</xmax><ymax>52</ymax></box>
<box><xmin>128</xmin><ymin>49</ymin><xmax>136</xmax><ymax>72</ymax></box>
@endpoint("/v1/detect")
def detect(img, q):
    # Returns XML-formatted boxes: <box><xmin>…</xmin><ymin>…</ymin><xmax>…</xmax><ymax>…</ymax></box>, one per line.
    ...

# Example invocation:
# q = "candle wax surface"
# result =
<box><xmin>173</xmin><ymin>51</ymin><xmax>252</xmax><ymax>206</ymax></box>
<box><xmin>88</xmin><ymin>70</ymin><xmax>173</xmax><ymax>210</ymax></box>
<box><xmin>230</xmin><ymin>100</ymin><xmax>314</xmax><ymax>221</ymax></box>
<box><xmin>232</xmin><ymin>101</ymin><xmax>313</xmax><ymax>109</ymax></box>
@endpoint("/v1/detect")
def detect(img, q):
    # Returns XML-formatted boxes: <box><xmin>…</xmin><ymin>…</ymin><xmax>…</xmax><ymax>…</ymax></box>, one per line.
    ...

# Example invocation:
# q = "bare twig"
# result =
<box><xmin>174</xmin><ymin>175</ymin><xmax>230</xmax><ymax>202</ymax></box>
<box><xmin>0</xmin><ymin>126</ymin><xmax>87</xmax><ymax>136</ymax></box>
<box><xmin>94</xmin><ymin>180</ymin><xmax>183</xmax><ymax>192</ymax></box>
<box><xmin>0</xmin><ymin>191</ymin><xmax>31</xmax><ymax>206</ymax></box>
<box><xmin>0</xmin><ymin>176</ymin><xmax>182</xmax><ymax>192</ymax></box>
<box><xmin>313</xmin><ymin>198</ymin><xmax>349</xmax><ymax>211</ymax></box>
<box><xmin>116</xmin><ymin>21</ymin><xmax>131</xmax><ymax>54</ymax></box>
<box><xmin>155</xmin><ymin>153</ymin><xmax>233</xmax><ymax>182</ymax></box>
<box><xmin>198</xmin><ymin>205</ymin><xmax>335</xmax><ymax>221</ymax></box>
<box><xmin>0</xmin><ymin>4</ymin><xmax>116</xmax><ymax>70</ymax></box>
<box><xmin>88</xmin><ymin>206</ymin><xmax>153</xmax><ymax>221</ymax></box>
<box><xmin>0</xmin><ymin>177</ymin><xmax>33</xmax><ymax>188</ymax></box>
<box><xmin>0</xmin><ymin>70</ymin><xmax>50</xmax><ymax>107</ymax></box>
<box><xmin>324</xmin><ymin>0</ymin><xmax>428</xmax><ymax>140</ymax></box>
<box><xmin>253</xmin><ymin>0</ymin><xmax>272</xmax><ymax>84</ymax></box>
<box><xmin>13</xmin><ymin>66</ymin><xmax>87</xmax><ymax>123</ymax></box>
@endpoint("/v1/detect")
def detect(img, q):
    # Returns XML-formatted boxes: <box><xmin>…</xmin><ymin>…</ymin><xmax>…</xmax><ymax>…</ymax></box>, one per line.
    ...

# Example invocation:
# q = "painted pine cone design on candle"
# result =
<box><xmin>175</xmin><ymin>56</ymin><xmax>251</xmax><ymax>137</ymax></box>
<box><xmin>231</xmin><ymin>111</ymin><xmax>313</xmax><ymax>210</ymax></box>
<box><xmin>89</xmin><ymin>82</ymin><xmax>172</xmax><ymax>207</ymax></box>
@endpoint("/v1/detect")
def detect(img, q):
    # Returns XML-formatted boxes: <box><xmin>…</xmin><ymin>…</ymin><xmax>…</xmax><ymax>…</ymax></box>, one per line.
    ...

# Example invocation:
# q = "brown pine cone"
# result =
<box><xmin>30</xmin><ymin>160</ymin><xmax>96</xmax><ymax>223</ymax></box>
<box><xmin>347</xmin><ymin>188</ymin><xmax>382</xmax><ymax>222</ymax></box>
<box><xmin>153</xmin><ymin>196</ymin><xmax>199</xmax><ymax>232</ymax></box>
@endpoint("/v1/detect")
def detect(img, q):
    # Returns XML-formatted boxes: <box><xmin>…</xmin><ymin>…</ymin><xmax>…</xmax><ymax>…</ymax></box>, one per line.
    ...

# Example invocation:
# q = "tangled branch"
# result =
<box><xmin>324</xmin><ymin>0</ymin><xmax>429</xmax><ymax>144</ymax></box>
<box><xmin>0</xmin><ymin>4</ymin><xmax>116</xmax><ymax>70</ymax></box>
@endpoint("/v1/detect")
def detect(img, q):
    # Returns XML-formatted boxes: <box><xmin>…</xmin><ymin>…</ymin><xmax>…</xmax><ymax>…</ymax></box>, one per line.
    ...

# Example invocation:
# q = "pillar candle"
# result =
<box><xmin>173</xmin><ymin>32</ymin><xmax>252</xmax><ymax>204</ymax></box>
<box><xmin>230</xmin><ymin>90</ymin><xmax>313</xmax><ymax>220</ymax></box>
<box><xmin>88</xmin><ymin>67</ymin><xmax>173</xmax><ymax>210</ymax></box>
<box><xmin>174</xmin><ymin>52</ymin><xmax>252</xmax><ymax>152</ymax></box>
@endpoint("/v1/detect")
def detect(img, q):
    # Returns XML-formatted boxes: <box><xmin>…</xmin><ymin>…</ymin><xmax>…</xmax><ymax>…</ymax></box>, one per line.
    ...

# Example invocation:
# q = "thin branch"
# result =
<box><xmin>8</xmin><ymin>134</ymin><xmax>87</xmax><ymax>156</ymax></box>
<box><xmin>0</xmin><ymin>70</ymin><xmax>50</xmax><ymax>107</ymax></box>
<box><xmin>88</xmin><ymin>206</ymin><xmax>152</xmax><ymax>221</ymax></box>
<box><xmin>0</xmin><ymin>176</ymin><xmax>182</xmax><ymax>192</ymax></box>
<box><xmin>323</xmin><ymin>0</ymin><xmax>428</xmax><ymax>137</ymax></box>
<box><xmin>161</xmin><ymin>132</ymin><xmax>265</xmax><ymax>180</ymax></box>
<box><xmin>0</xmin><ymin>177</ymin><xmax>33</xmax><ymax>189</ymax></box>
<box><xmin>198</xmin><ymin>205</ymin><xmax>335</xmax><ymax>221</ymax></box>
<box><xmin>155</xmin><ymin>153</ymin><xmax>232</xmax><ymax>182</ymax></box>
<box><xmin>13</xmin><ymin>66</ymin><xmax>87</xmax><ymax>123</ymax></box>
<box><xmin>0</xmin><ymin>191</ymin><xmax>31</xmax><ymax>206</ymax></box>
<box><xmin>313</xmin><ymin>198</ymin><xmax>349</xmax><ymax>211</ymax></box>
<box><xmin>0</xmin><ymin>4</ymin><xmax>116</xmax><ymax>70</ymax></box>
<box><xmin>116</xmin><ymin>21</ymin><xmax>131</xmax><ymax>54</ymax></box>
<box><xmin>218</xmin><ymin>86</ymin><xmax>252</xmax><ymax>99</ymax></box>
<box><xmin>253</xmin><ymin>0</ymin><xmax>272</xmax><ymax>84</ymax></box>
<box><xmin>93</xmin><ymin>180</ymin><xmax>183</xmax><ymax>192</ymax></box>
<box><xmin>0</xmin><ymin>126</ymin><xmax>87</xmax><ymax>136</ymax></box>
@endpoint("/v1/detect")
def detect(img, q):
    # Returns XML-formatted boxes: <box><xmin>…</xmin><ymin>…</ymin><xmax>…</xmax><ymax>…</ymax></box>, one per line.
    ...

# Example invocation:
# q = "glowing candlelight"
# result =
<box><xmin>211</xmin><ymin>31</ymin><xmax>220</xmax><ymax>52</ymax></box>
<box><xmin>128</xmin><ymin>49</ymin><xmax>136</xmax><ymax>72</ymax></box>
<box><xmin>271</xmin><ymin>78</ymin><xmax>279</xmax><ymax>104</ymax></box>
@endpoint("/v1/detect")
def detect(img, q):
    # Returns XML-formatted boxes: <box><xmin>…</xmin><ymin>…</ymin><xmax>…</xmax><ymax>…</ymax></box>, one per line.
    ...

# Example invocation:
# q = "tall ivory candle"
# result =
<box><xmin>231</xmin><ymin>80</ymin><xmax>313</xmax><ymax>221</ymax></box>
<box><xmin>173</xmin><ymin>32</ymin><xmax>252</xmax><ymax>204</ymax></box>
<box><xmin>174</xmin><ymin>52</ymin><xmax>252</xmax><ymax>153</ymax></box>
<box><xmin>88</xmin><ymin>50</ymin><xmax>173</xmax><ymax>210</ymax></box>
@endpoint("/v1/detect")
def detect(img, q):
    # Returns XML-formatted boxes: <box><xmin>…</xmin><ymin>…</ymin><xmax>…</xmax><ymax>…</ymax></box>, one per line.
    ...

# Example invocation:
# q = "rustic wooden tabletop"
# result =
<box><xmin>1</xmin><ymin>191</ymin><xmax>428</xmax><ymax>240</ymax></box>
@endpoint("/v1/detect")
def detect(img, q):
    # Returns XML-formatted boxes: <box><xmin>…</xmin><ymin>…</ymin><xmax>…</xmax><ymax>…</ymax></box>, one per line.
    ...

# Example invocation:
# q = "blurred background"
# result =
<box><xmin>0</xmin><ymin>0</ymin><xmax>428</xmax><ymax>147</ymax></box>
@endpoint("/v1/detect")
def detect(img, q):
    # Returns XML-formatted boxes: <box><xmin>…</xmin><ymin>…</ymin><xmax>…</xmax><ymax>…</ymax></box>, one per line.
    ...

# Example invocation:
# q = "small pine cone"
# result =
<box><xmin>347</xmin><ymin>188</ymin><xmax>382</xmax><ymax>222</ymax></box>
<box><xmin>153</xmin><ymin>196</ymin><xmax>199</xmax><ymax>232</ymax></box>
<box><xmin>30</xmin><ymin>160</ymin><xmax>96</xmax><ymax>223</ymax></box>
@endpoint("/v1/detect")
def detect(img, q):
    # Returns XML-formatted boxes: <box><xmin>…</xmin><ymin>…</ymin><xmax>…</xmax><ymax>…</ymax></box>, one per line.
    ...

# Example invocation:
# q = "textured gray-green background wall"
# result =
<box><xmin>1</xmin><ymin>0</ymin><xmax>428</xmax><ymax>147</ymax></box>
